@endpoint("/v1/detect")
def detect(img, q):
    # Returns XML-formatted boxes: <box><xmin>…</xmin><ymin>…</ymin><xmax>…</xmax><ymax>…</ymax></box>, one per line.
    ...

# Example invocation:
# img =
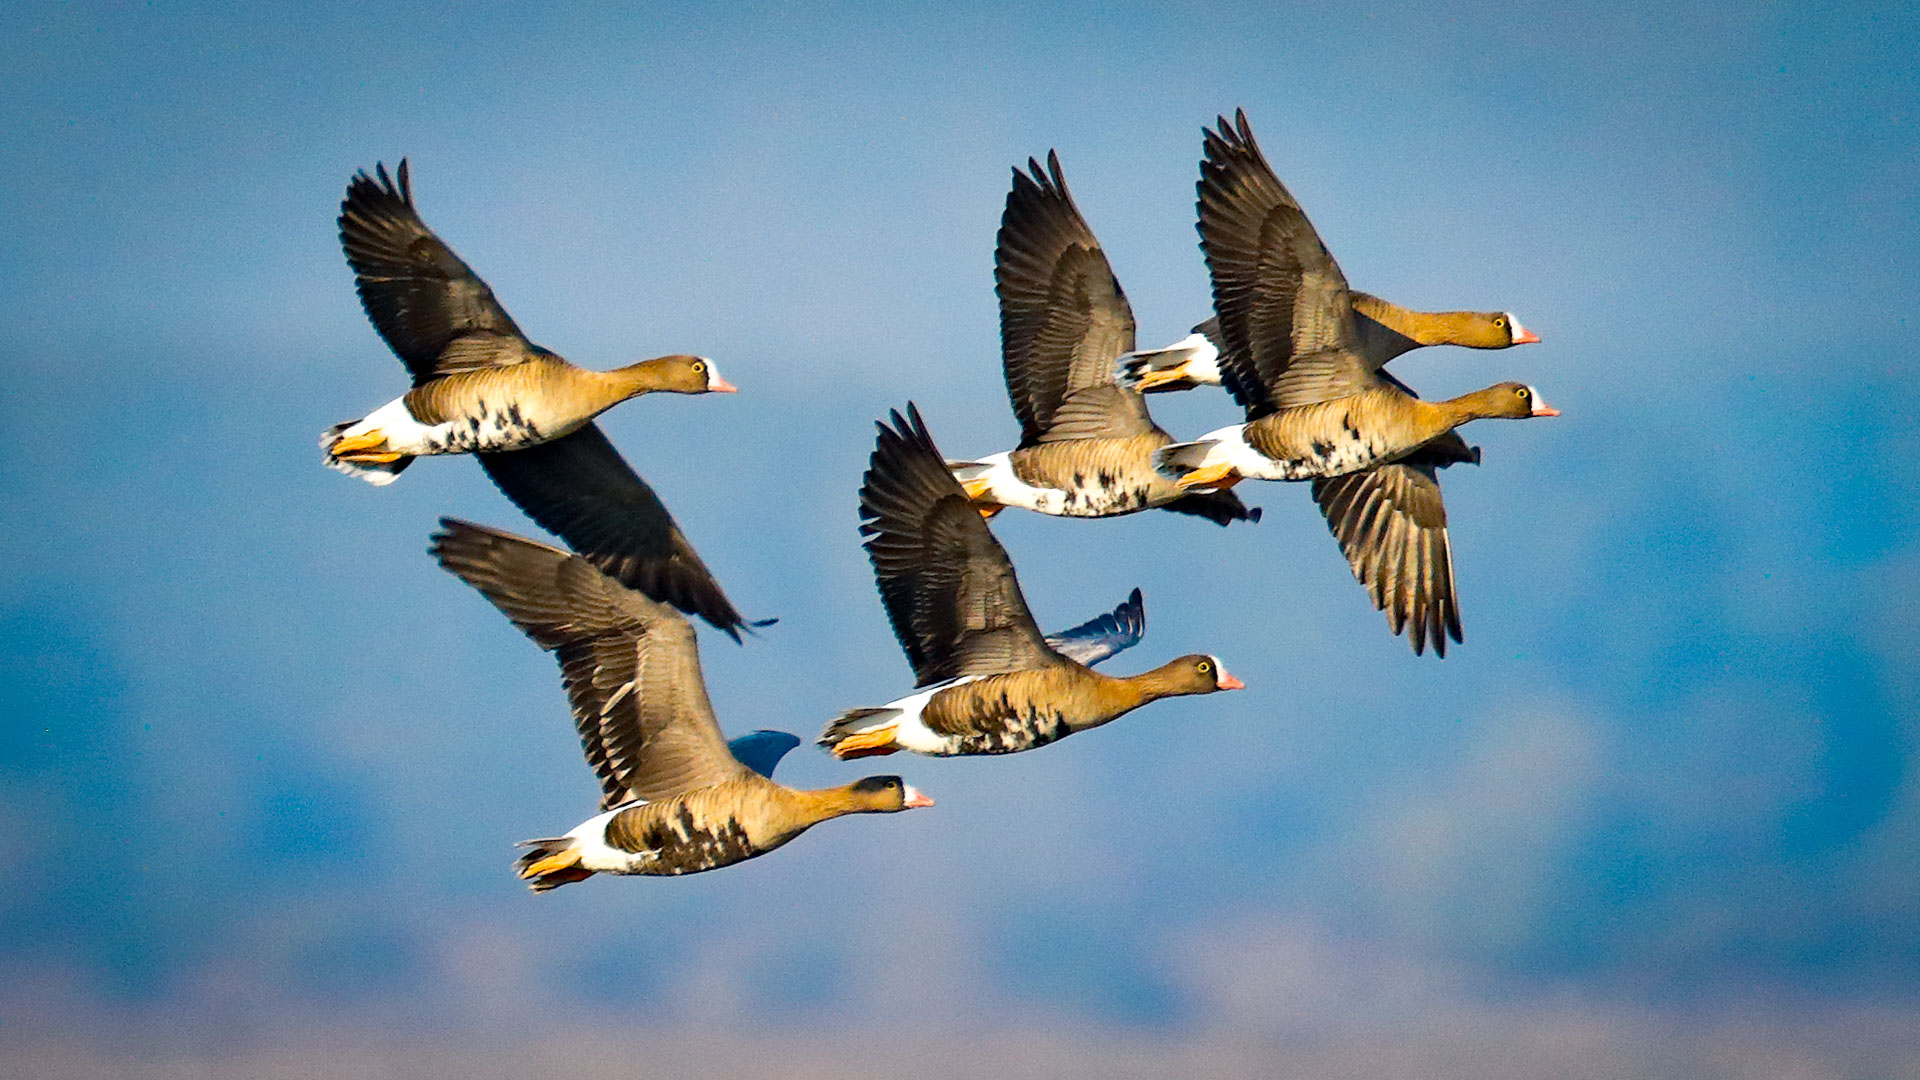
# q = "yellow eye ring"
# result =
<box><xmin>691</xmin><ymin>361</ymin><xmax>705</xmax><ymax>372</ymax></box>
<box><xmin>1197</xmin><ymin>661</ymin><xmax>1211</xmax><ymax>673</ymax></box>
<box><xmin>1514</xmin><ymin>386</ymin><xmax>1529</xmax><ymax>398</ymax></box>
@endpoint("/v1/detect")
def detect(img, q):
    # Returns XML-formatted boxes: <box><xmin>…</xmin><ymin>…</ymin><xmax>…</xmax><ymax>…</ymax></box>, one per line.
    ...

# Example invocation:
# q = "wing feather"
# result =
<box><xmin>337</xmin><ymin>160</ymin><xmax>542</xmax><ymax>384</ymax></box>
<box><xmin>996</xmin><ymin>152</ymin><xmax>1148</xmax><ymax>444</ymax></box>
<box><xmin>860</xmin><ymin>405</ymin><xmax>1057</xmax><ymax>686</ymax></box>
<box><xmin>476</xmin><ymin>425</ymin><xmax>762</xmax><ymax>640</ymax></box>
<box><xmin>429</xmin><ymin>520</ymin><xmax>747</xmax><ymax>806</ymax></box>
<box><xmin>1196</xmin><ymin>111</ymin><xmax>1376</xmax><ymax>415</ymax></box>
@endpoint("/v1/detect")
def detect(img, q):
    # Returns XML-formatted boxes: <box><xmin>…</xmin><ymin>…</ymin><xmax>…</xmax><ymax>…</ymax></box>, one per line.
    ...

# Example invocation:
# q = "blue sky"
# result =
<box><xmin>4</xmin><ymin>1</ymin><xmax>1917</xmax><ymax>1074</ymax></box>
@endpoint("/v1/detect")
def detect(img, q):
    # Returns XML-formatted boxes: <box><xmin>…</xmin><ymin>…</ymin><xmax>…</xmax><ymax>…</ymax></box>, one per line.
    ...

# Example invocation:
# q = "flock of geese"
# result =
<box><xmin>322</xmin><ymin>110</ymin><xmax>1555</xmax><ymax>890</ymax></box>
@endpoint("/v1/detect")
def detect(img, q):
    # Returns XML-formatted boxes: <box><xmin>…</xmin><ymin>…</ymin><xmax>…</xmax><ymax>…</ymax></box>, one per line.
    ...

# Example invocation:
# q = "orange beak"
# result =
<box><xmin>903</xmin><ymin>786</ymin><xmax>935</xmax><ymax>809</ymax></box>
<box><xmin>1218</xmin><ymin>672</ymin><xmax>1245</xmax><ymax>691</ymax></box>
<box><xmin>1514</xmin><ymin>328</ymin><xmax>1541</xmax><ymax>345</ymax></box>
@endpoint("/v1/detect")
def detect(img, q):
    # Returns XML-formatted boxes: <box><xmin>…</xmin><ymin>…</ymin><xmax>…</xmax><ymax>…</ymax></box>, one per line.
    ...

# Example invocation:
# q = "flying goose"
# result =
<box><xmin>431</xmin><ymin>519</ymin><xmax>931</xmax><ymax>891</ymax></box>
<box><xmin>1119</xmin><ymin>297</ymin><xmax>1537</xmax><ymax>395</ymax></box>
<box><xmin>326</xmin><ymin>161</ymin><xmax>762</xmax><ymax>639</ymax></box>
<box><xmin>947</xmin><ymin>152</ymin><xmax>1259</xmax><ymax>527</ymax></box>
<box><xmin>1157</xmin><ymin>111</ymin><xmax>1560</xmax><ymax>657</ymax></box>
<box><xmin>820</xmin><ymin>406</ymin><xmax>1242</xmax><ymax>760</ymax></box>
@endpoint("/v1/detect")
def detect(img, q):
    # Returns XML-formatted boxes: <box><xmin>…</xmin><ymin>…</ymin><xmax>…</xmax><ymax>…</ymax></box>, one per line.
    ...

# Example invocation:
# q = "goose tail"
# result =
<box><xmin>320</xmin><ymin>420</ymin><xmax>414</xmax><ymax>485</ymax></box>
<box><xmin>513</xmin><ymin>836</ymin><xmax>594</xmax><ymax>892</ymax></box>
<box><xmin>1152</xmin><ymin>438</ymin><xmax>1219</xmax><ymax>478</ymax></box>
<box><xmin>817</xmin><ymin>707</ymin><xmax>903</xmax><ymax>760</ymax></box>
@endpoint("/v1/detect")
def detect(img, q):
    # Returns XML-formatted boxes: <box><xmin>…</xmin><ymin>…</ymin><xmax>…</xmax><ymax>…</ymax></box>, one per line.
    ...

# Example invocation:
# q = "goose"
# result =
<box><xmin>1119</xmin><ymin>297</ymin><xmax>1537</xmax><ymax>395</ymax></box>
<box><xmin>1155</xmin><ymin>112</ymin><xmax>1560</xmax><ymax>657</ymax></box>
<box><xmin>820</xmin><ymin>406</ymin><xmax>1242</xmax><ymax>760</ymax></box>
<box><xmin>431</xmin><ymin>519</ymin><xmax>931</xmax><ymax>891</ymax></box>
<box><xmin>326</xmin><ymin>161</ymin><xmax>763</xmax><ymax>639</ymax></box>
<box><xmin>947</xmin><ymin>152</ymin><xmax>1259</xmax><ymax>527</ymax></box>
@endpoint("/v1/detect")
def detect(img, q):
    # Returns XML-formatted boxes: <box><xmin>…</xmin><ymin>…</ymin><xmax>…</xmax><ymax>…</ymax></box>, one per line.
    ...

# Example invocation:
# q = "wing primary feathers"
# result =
<box><xmin>859</xmin><ymin>404</ymin><xmax>1057</xmax><ymax>686</ymax></box>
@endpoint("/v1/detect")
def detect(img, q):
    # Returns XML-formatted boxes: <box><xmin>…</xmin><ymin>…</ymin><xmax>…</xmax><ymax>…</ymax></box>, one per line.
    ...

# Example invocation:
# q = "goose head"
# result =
<box><xmin>842</xmin><ymin>775</ymin><xmax>936</xmax><ymax>813</ymax></box>
<box><xmin>620</xmin><ymin>354</ymin><xmax>738</xmax><ymax>394</ymax></box>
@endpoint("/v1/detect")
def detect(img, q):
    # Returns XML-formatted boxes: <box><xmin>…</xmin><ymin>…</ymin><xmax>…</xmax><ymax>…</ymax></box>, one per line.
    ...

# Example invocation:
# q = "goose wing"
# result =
<box><xmin>1196</xmin><ymin>111</ymin><xmax>1377</xmax><ymax>416</ymax></box>
<box><xmin>1310</xmin><ymin>462</ymin><xmax>1462</xmax><ymax>658</ymax></box>
<box><xmin>1307</xmin><ymin>370</ymin><xmax>1474</xmax><ymax>656</ymax></box>
<box><xmin>430</xmin><ymin>520</ymin><xmax>749</xmax><ymax>807</ymax></box>
<box><xmin>338</xmin><ymin>160</ymin><xmax>545</xmax><ymax>385</ymax></box>
<box><xmin>996</xmin><ymin>152</ymin><xmax>1152</xmax><ymax>445</ymax></box>
<box><xmin>476</xmin><ymin>424</ymin><xmax>763</xmax><ymax>641</ymax></box>
<box><xmin>1043</xmin><ymin>587</ymin><xmax>1145</xmax><ymax>668</ymax></box>
<box><xmin>861</xmin><ymin>405</ymin><xmax>1058</xmax><ymax>687</ymax></box>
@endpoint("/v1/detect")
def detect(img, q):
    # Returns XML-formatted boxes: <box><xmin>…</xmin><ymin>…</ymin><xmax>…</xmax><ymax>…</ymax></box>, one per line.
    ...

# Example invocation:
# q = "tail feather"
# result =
<box><xmin>1116</xmin><ymin>350</ymin><xmax>1174</xmax><ymax>389</ymax></box>
<box><xmin>817</xmin><ymin>707</ymin><xmax>902</xmax><ymax>759</ymax></box>
<box><xmin>946</xmin><ymin>460</ymin><xmax>991</xmax><ymax>483</ymax></box>
<box><xmin>320</xmin><ymin>421</ymin><xmax>413</xmax><ymax>486</ymax></box>
<box><xmin>1153</xmin><ymin>439</ymin><xmax>1217</xmax><ymax>479</ymax></box>
<box><xmin>514</xmin><ymin>837</ymin><xmax>593</xmax><ymax>892</ymax></box>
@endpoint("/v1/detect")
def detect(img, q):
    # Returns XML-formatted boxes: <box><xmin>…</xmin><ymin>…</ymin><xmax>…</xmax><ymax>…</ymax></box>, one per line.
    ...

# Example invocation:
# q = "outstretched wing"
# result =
<box><xmin>477</xmin><ymin>424</ymin><xmax>764</xmax><ymax>641</ymax></box>
<box><xmin>996</xmin><ymin>152</ymin><xmax>1150</xmax><ymax>445</ymax></box>
<box><xmin>1043</xmin><ymin>587</ymin><xmax>1146</xmax><ymax>668</ymax></box>
<box><xmin>1196</xmin><ymin>111</ymin><xmax>1374</xmax><ymax>416</ymax></box>
<box><xmin>860</xmin><ymin>405</ymin><xmax>1058</xmax><ymax>687</ymax></box>
<box><xmin>337</xmin><ymin>160</ymin><xmax>545</xmax><ymax>384</ymax></box>
<box><xmin>430</xmin><ymin>520</ymin><xmax>749</xmax><ymax>807</ymax></box>
<box><xmin>726</xmin><ymin>730</ymin><xmax>801</xmax><ymax>779</ymax></box>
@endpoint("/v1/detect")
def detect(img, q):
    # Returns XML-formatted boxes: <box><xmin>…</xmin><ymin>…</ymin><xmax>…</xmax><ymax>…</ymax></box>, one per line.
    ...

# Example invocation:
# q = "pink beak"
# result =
<box><xmin>902</xmin><ymin>786</ymin><xmax>935</xmax><ymax>809</ymax></box>
<box><xmin>1217</xmin><ymin>672</ymin><xmax>1246</xmax><ymax>691</ymax></box>
<box><xmin>1533</xmin><ymin>403</ymin><xmax>1561</xmax><ymax>417</ymax></box>
<box><xmin>708</xmin><ymin>375</ymin><xmax>738</xmax><ymax>393</ymax></box>
<box><xmin>1514</xmin><ymin>328</ymin><xmax>1541</xmax><ymax>345</ymax></box>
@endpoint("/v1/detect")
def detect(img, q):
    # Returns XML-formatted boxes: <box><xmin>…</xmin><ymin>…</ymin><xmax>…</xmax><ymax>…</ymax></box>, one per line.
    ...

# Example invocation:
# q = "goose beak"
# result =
<box><xmin>708</xmin><ymin>375</ymin><xmax>738</xmax><ymax>393</ymax></box>
<box><xmin>1511</xmin><ymin>319</ymin><xmax>1541</xmax><ymax>346</ymax></box>
<box><xmin>1532</xmin><ymin>401</ymin><xmax>1561</xmax><ymax>417</ymax></box>
<box><xmin>1217</xmin><ymin>671</ymin><xmax>1245</xmax><ymax>691</ymax></box>
<box><xmin>902</xmin><ymin>786</ymin><xmax>935</xmax><ymax>809</ymax></box>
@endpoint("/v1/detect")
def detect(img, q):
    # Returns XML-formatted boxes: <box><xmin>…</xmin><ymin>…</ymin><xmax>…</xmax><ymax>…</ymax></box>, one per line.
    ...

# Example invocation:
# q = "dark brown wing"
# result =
<box><xmin>861</xmin><ymin>405</ymin><xmax>1058</xmax><ymax>687</ymax></box>
<box><xmin>996</xmin><ymin>152</ymin><xmax>1150</xmax><ymax>446</ymax></box>
<box><xmin>1159</xmin><ymin>489</ymin><xmax>1262</xmax><ymax>527</ymax></box>
<box><xmin>429</xmin><ymin>520</ymin><xmax>749</xmax><ymax>807</ymax></box>
<box><xmin>1310</xmin><ymin>464</ymin><xmax>1462</xmax><ymax>658</ymax></box>
<box><xmin>338</xmin><ymin>160</ymin><xmax>544</xmax><ymax>385</ymax></box>
<box><xmin>477</xmin><ymin>424</ymin><xmax>762</xmax><ymax>641</ymax></box>
<box><xmin>1309</xmin><ymin>369</ymin><xmax>1474</xmax><ymax>656</ymax></box>
<box><xmin>1196</xmin><ymin>111</ymin><xmax>1374</xmax><ymax>417</ymax></box>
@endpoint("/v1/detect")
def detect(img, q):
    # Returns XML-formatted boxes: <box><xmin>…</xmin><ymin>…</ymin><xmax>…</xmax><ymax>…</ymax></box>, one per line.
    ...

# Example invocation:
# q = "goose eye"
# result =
<box><xmin>1494</xmin><ymin>316</ymin><xmax>1506</xmax><ymax>327</ymax></box>
<box><xmin>1514</xmin><ymin>386</ymin><xmax>1529</xmax><ymax>399</ymax></box>
<box><xmin>1196</xmin><ymin>661</ymin><xmax>1211</xmax><ymax>673</ymax></box>
<box><xmin>691</xmin><ymin>361</ymin><xmax>706</xmax><ymax>373</ymax></box>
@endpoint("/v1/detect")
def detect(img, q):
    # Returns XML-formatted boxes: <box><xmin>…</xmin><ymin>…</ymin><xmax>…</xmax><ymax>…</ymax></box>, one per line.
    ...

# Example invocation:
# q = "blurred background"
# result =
<box><xmin>4</xmin><ymin>2</ymin><xmax>1916</xmax><ymax>1076</ymax></box>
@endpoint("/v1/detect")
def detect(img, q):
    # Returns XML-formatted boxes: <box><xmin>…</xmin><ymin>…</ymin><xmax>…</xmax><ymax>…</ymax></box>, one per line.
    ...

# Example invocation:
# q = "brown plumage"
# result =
<box><xmin>324</xmin><ymin>160</ymin><xmax>762</xmax><ymax>639</ymax></box>
<box><xmin>819</xmin><ymin>406</ymin><xmax>1242</xmax><ymax>760</ymax></box>
<box><xmin>951</xmin><ymin>152</ymin><xmax>1258</xmax><ymax>527</ymax></box>
<box><xmin>430</xmin><ymin>520</ymin><xmax>930</xmax><ymax>891</ymax></box>
<box><xmin>1176</xmin><ymin>110</ymin><xmax>1559</xmax><ymax>657</ymax></box>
